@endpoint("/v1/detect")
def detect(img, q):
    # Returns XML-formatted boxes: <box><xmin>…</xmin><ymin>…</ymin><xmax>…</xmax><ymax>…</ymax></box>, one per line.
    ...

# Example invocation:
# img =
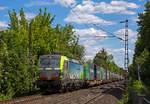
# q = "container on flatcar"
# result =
<box><xmin>83</xmin><ymin>63</ymin><xmax>90</xmax><ymax>80</ymax></box>
<box><xmin>94</xmin><ymin>65</ymin><xmax>101</xmax><ymax>80</ymax></box>
<box><xmin>94</xmin><ymin>65</ymin><xmax>96</xmax><ymax>80</ymax></box>
<box><xmin>110</xmin><ymin>72</ymin><xmax>112</xmax><ymax>80</ymax></box>
<box><xmin>69</xmin><ymin>60</ymin><xmax>84</xmax><ymax>80</ymax></box>
<box><xmin>100</xmin><ymin>67</ymin><xmax>104</xmax><ymax>80</ymax></box>
<box><xmin>106</xmin><ymin>70</ymin><xmax>110</xmax><ymax>80</ymax></box>
<box><xmin>103</xmin><ymin>68</ymin><xmax>107</xmax><ymax>81</ymax></box>
<box><xmin>89</xmin><ymin>63</ymin><xmax>94</xmax><ymax>80</ymax></box>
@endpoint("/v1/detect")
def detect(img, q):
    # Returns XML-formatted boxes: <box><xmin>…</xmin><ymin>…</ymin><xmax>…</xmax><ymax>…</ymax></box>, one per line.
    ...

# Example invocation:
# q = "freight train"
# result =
<box><xmin>38</xmin><ymin>54</ymin><xmax>123</xmax><ymax>91</ymax></box>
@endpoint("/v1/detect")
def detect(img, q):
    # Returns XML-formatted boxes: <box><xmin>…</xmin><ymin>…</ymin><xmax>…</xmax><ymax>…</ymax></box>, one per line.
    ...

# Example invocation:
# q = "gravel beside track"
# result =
<box><xmin>0</xmin><ymin>80</ymin><xmax>126</xmax><ymax>104</ymax></box>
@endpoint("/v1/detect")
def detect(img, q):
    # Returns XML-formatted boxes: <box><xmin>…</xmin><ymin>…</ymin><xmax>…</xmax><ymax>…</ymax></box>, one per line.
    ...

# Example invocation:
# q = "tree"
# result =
<box><xmin>132</xmin><ymin>0</ymin><xmax>150</xmax><ymax>86</ymax></box>
<box><xmin>0</xmin><ymin>8</ymin><xmax>85</xmax><ymax>100</ymax></box>
<box><xmin>93</xmin><ymin>48</ymin><xmax>121</xmax><ymax>74</ymax></box>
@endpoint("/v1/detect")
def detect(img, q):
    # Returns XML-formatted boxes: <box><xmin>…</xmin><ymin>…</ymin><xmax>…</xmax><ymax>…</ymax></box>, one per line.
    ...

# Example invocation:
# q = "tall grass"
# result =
<box><xmin>118</xmin><ymin>79</ymin><xmax>147</xmax><ymax>104</ymax></box>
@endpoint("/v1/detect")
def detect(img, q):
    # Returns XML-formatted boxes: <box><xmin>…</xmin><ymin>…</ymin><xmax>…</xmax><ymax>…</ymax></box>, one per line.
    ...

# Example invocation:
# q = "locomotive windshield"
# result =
<box><xmin>39</xmin><ymin>57</ymin><xmax>60</xmax><ymax>68</ymax></box>
<box><xmin>50</xmin><ymin>58</ymin><xmax>60</xmax><ymax>68</ymax></box>
<box><xmin>39</xmin><ymin>58</ymin><xmax>49</xmax><ymax>68</ymax></box>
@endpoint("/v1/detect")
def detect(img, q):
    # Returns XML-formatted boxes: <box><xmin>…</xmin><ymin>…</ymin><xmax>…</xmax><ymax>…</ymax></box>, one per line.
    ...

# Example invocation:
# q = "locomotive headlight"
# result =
<box><xmin>60</xmin><ymin>75</ymin><xmax>63</xmax><ymax>78</ymax></box>
<box><xmin>59</xmin><ymin>72</ymin><xmax>63</xmax><ymax>79</ymax></box>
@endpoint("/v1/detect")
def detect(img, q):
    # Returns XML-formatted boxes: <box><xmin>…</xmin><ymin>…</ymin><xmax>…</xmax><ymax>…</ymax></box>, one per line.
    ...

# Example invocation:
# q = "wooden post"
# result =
<box><xmin>132</xmin><ymin>91</ymin><xmax>138</xmax><ymax>104</ymax></box>
<box><xmin>137</xmin><ymin>93</ymin><xmax>145</xmax><ymax>104</ymax></box>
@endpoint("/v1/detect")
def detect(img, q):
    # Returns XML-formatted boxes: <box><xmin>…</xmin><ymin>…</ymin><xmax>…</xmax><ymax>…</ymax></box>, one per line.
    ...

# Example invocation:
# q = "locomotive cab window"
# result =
<box><xmin>39</xmin><ymin>58</ymin><xmax>50</xmax><ymax>68</ymax></box>
<box><xmin>50</xmin><ymin>57</ymin><xmax>60</xmax><ymax>68</ymax></box>
<box><xmin>39</xmin><ymin>56</ymin><xmax>60</xmax><ymax>68</ymax></box>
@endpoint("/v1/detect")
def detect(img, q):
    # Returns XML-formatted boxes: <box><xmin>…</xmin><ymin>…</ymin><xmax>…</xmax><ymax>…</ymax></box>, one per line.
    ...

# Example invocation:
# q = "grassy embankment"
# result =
<box><xmin>118</xmin><ymin>78</ymin><xmax>149</xmax><ymax>104</ymax></box>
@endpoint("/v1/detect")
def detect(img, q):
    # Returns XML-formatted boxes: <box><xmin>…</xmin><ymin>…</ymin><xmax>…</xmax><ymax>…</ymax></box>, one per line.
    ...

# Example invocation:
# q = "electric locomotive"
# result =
<box><xmin>38</xmin><ymin>54</ymin><xmax>84</xmax><ymax>91</ymax></box>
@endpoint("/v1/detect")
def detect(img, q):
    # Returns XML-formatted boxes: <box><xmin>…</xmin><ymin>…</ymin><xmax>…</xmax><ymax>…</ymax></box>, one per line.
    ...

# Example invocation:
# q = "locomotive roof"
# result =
<box><xmin>40</xmin><ymin>54</ymin><xmax>62</xmax><ymax>58</ymax></box>
<box><xmin>40</xmin><ymin>54</ymin><xmax>82</xmax><ymax>64</ymax></box>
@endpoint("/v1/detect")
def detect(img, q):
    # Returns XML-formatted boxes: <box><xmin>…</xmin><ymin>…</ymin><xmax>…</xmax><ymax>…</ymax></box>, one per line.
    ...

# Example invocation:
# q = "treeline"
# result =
<box><xmin>129</xmin><ymin>1</ymin><xmax>150</xmax><ymax>87</ymax></box>
<box><xmin>0</xmin><ymin>8</ymin><xmax>85</xmax><ymax>100</ymax></box>
<box><xmin>93</xmin><ymin>48</ymin><xmax>122</xmax><ymax>75</ymax></box>
<box><xmin>117</xmin><ymin>2</ymin><xmax>150</xmax><ymax>103</ymax></box>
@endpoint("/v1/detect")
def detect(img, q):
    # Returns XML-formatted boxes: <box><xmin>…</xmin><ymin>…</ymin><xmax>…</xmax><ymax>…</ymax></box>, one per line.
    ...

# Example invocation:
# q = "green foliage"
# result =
<box><xmin>131</xmin><ymin>0</ymin><xmax>150</xmax><ymax>86</ymax></box>
<box><xmin>117</xmin><ymin>93</ymin><xmax>129</xmax><ymax>104</ymax></box>
<box><xmin>0</xmin><ymin>8</ymin><xmax>85</xmax><ymax>100</ymax></box>
<box><xmin>93</xmin><ymin>48</ymin><xmax>122</xmax><ymax>74</ymax></box>
<box><xmin>118</xmin><ymin>79</ymin><xmax>147</xmax><ymax>104</ymax></box>
<box><xmin>135</xmin><ymin>48</ymin><xmax>149</xmax><ymax>66</ymax></box>
<box><xmin>0</xmin><ymin>39</ymin><xmax>15</xmax><ymax>100</ymax></box>
<box><xmin>128</xmin><ymin>80</ymin><xmax>147</xmax><ymax>95</ymax></box>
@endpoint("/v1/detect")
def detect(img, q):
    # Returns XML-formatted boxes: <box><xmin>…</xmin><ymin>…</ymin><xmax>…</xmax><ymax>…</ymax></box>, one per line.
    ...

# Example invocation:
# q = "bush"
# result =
<box><xmin>118</xmin><ymin>79</ymin><xmax>147</xmax><ymax>104</ymax></box>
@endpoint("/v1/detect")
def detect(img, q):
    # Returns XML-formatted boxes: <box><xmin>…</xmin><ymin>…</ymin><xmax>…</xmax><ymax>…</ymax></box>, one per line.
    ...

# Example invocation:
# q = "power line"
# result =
<box><xmin>92</xmin><ymin>24</ymin><xmax>124</xmax><ymax>41</ymax></box>
<box><xmin>65</xmin><ymin>2</ymin><xmax>125</xmax><ymax>41</ymax></box>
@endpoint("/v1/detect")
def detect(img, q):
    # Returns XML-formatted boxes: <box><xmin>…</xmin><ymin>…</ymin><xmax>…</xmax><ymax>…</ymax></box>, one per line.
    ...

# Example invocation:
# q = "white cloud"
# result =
<box><xmin>110</xmin><ymin>1</ymin><xmax>139</xmax><ymax>9</ymax></box>
<box><xmin>114</xmin><ymin>28</ymin><xmax>137</xmax><ymax>43</ymax></box>
<box><xmin>0</xmin><ymin>6</ymin><xmax>7</xmax><ymax>10</ymax></box>
<box><xmin>54</xmin><ymin>0</ymin><xmax>76</xmax><ymax>7</ymax></box>
<box><xmin>107</xmin><ymin>48</ymin><xmax>133</xmax><ymax>54</ymax></box>
<box><xmin>0</xmin><ymin>21</ymin><xmax>8</xmax><ymax>27</ymax></box>
<box><xmin>84</xmin><ymin>46</ymin><xmax>134</xmax><ymax>67</ymax></box>
<box><xmin>65</xmin><ymin>12</ymin><xmax>115</xmax><ymax>25</ymax></box>
<box><xmin>74</xmin><ymin>28</ymin><xmax>107</xmax><ymax>39</ymax></box>
<box><xmin>18</xmin><ymin>13</ymin><xmax>36</xmax><ymax>20</ymax></box>
<box><xmin>131</xmin><ymin>16</ymin><xmax>139</xmax><ymax>22</ymax></box>
<box><xmin>74</xmin><ymin>27</ymin><xmax>134</xmax><ymax>67</ymax></box>
<box><xmin>74</xmin><ymin>28</ymin><xmax>107</xmax><ymax>60</ymax></box>
<box><xmin>121</xmin><ymin>10</ymin><xmax>136</xmax><ymax>15</ymax></box>
<box><xmin>25</xmin><ymin>1</ymin><xmax>51</xmax><ymax>7</ymax></box>
<box><xmin>25</xmin><ymin>13</ymin><xmax>36</xmax><ymax>20</ymax></box>
<box><xmin>65</xmin><ymin>0</ymin><xmax>138</xmax><ymax>25</ymax></box>
<box><xmin>70</xmin><ymin>0</ymin><xmax>139</xmax><ymax>15</ymax></box>
<box><xmin>115</xmin><ymin>28</ymin><xmax>137</xmax><ymax>38</ymax></box>
<box><xmin>84</xmin><ymin>44</ymin><xmax>103</xmax><ymax>60</ymax></box>
<box><xmin>106</xmin><ymin>48</ymin><xmax>134</xmax><ymax>67</ymax></box>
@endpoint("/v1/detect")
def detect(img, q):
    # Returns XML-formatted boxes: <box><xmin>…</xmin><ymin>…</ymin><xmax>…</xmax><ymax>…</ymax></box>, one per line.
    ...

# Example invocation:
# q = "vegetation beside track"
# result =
<box><xmin>0</xmin><ymin>8</ymin><xmax>85</xmax><ymax>100</ymax></box>
<box><xmin>118</xmin><ymin>79</ymin><xmax>148</xmax><ymax>104</ymax></box>
<box><xmin>118</xmin><ymin>1</ymin><xmax>150</xmax><ymax>103</ymax></box>
<box><xmin>129</xmin><ymin>0</ymin><xmax>150</xmax><ymax>87</ymax></box>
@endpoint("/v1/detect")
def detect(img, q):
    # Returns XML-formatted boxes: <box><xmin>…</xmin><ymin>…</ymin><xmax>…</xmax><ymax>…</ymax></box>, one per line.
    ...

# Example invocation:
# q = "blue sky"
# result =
<box><xmin>0</xmin><ymin>0</ymin><xmax>147</xmax><ymax>68</ymax></box>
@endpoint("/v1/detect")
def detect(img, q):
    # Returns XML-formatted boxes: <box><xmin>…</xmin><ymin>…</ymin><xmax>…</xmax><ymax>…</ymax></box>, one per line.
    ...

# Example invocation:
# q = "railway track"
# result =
<box><xmin>83</xmin><ymin>81</ymin><xmax>126</xmax><ymax>104</ymax></box>
<box><xmin>83</xmin><ymin>85</ymin><xmax>116</xmax><ymax>104</ymax></box>
<box><xmin>49</xmin><ymin>81</ymin><xmax>124</xmax><ymax>104</ymax></box>
<box><xmin>53</xmin><ymin>81</ymin><xmax>125</xmax><ymax>104</ymax></box>
<box><xmin>0</xmin><ymin>80</ymin><xmax>125</xmax><ymax>104</ymax></box>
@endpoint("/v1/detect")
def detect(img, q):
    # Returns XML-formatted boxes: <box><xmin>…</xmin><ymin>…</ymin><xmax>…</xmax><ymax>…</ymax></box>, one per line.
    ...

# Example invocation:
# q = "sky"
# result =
<box><xmin>0</xmin><ymin>0</ymin><xmax>147</xmax><ymax>68</ymax></box>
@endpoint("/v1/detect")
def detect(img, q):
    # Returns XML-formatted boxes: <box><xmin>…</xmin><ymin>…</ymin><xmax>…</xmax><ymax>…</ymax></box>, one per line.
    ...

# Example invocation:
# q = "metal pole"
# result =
<box><xmin>124</xmin><ymin>19</ymin><xmax>129</xmax><ymax>72</ymax></box>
